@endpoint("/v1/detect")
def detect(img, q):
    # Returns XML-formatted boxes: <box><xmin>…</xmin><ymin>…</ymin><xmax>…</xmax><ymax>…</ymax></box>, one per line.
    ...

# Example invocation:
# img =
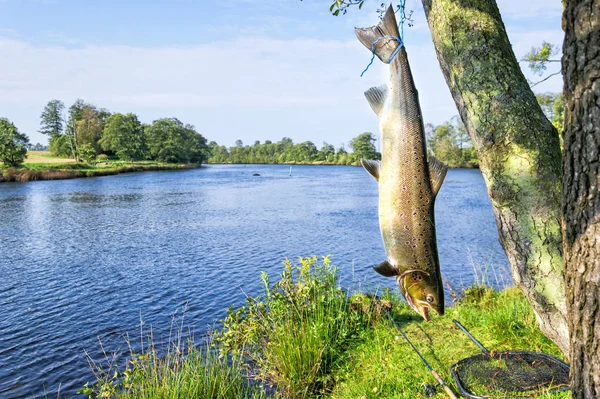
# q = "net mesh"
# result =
<box><xmin>451</xmin><ymin>351</ymin><xmax>569</xmax><ymax>398</ymax></box>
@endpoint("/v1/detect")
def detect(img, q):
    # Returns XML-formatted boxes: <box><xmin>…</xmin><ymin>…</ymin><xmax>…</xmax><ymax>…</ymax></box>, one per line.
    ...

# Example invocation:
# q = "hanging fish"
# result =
<box><xmin>355</xmin><ymin>5</ymin><xmax>448</xmax><ymax>321</ymax></box>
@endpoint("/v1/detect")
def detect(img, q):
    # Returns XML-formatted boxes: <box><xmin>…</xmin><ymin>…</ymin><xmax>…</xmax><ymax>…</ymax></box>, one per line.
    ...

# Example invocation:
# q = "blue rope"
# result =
<box><xmin>360</xmin><ymin>0</ymin><xmax>405</xmax><ymax>77</ymax></box>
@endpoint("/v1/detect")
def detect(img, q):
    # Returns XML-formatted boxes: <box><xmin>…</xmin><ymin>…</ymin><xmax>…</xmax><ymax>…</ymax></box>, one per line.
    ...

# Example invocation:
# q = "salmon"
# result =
<box><xmin>355</xmin><ymin>5</ymin><xmax>448</xmax><ymax>321</ymax></box>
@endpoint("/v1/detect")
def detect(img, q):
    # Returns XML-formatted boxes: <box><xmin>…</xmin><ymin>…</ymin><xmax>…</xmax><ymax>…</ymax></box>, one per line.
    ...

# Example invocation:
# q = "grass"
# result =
<box><xmin>23</xmin><ymin>151</ymin><xmax>75</xmax><ymax>163</ymax></box>
<box><xmin>1</xmin><ymin>151</ymin><xmax>198</xmax><ymax>182</ymax></box>
<box><xmin>80</xmin><ymin>257</ymin><xmax>570</xmax><ymax>399</ymax></box>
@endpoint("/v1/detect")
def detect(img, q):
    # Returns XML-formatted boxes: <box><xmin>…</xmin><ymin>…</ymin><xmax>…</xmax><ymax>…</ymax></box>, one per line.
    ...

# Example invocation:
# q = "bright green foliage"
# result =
<box><xmin>100</xmin><ymin>113</ymin><xmax>146</xmax><ymax>162</ymax></box>
<box><xmin>48</xmin><ymin>135</ymin><xmax>73</xmax><ymax>158</ymax></box>
<box><xmin>429</xmin><ymin>117</ymin><xmax>478</xmax><ymax>168</ymax></box>
<box><xmin>207</xmin><ymin>136</ymin><xmax>365</xmax><ymax>165</ymax></box>
<box><xmin>79</xmin><ymin>143</ymin><xmax>97</xmax><ymax>165</ymax></box>
<box><xmin>317</xmin><ymin>142</ymin><xmax>336</xmax><ymax>162</ymax></box>
<box><xmin>145</xmin><ymin>118</ymin><xmax>207</xmax><ymax>164</ymax></box>
<box><xmin>349</xmin><ymin>132</ymin><xmax>379</xmax><ymax>161</ymax></box>
<box><xmin>64</xmin><ymin>99</ymin><xmax>89</xmax><ymax>161</ymax></box>
<box><xmin>536</xmin><ymin>93</ymin><xmax>565</xmax><ymax>141</ymax></box>
<box><xmin>39</xmin><ymin>100</ymin><xmax>65</xmax><ymax>139</ymax></box>
<box><xmin>76</xmin><ymin>106</ymin><xmax>103</xmax><ymax>153</ymax></box>
<box><xmin>523</xmin><ymin>42</ymin><xmax>560</xmax><ymax>76</ymax></box>
<box><xmin>217</xmin><ymin>256</ymin><xmax>372</xmax><ymax>398</ymax></box>
<box><xmin>79</xmin><ymin>337</ymin><xmax>265</xmax><ymax>399</ymax></box>
<box><xmin>80</xmin><ymin>259</ymin><xmax>568</xmax><ymax>399</ymax></box>
<box><xmin>0</xmin><ymin>118</ymin><xmax>29</xmax><ymax>167</ymax></box>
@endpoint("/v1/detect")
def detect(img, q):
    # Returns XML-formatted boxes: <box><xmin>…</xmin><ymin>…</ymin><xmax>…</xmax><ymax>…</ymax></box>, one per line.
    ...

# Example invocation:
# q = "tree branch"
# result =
<box><xmin>530</xmin><ymin>71</ymin><xmax>562</xmax><ymax>88</ymax></box>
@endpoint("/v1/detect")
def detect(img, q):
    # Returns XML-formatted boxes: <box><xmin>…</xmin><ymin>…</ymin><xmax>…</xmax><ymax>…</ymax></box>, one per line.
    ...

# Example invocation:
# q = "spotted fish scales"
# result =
<box><xmin>355</xmin><ymin>5</ymin><xmax>448</xmax><ymax>321</ymax></box>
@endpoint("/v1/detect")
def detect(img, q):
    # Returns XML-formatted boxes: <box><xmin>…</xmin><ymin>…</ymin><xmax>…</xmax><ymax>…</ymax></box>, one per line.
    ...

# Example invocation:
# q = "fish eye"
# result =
<box><xmin>426</xmin><ymin>295</ymin><xmax>434</xmax><ymax>303</ymax></box>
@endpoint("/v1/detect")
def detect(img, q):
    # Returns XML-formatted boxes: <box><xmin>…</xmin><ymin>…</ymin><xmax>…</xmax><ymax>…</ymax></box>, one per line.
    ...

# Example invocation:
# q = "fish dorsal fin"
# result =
<box><xmin>428</xmin><ymin>154</ymin><xmax>449</xmax><ymax>196</ymax></box>
<box><xmin>361</xmin><ymin>159</ymin><xmax>381</xmax><ymax>181</ymax></box>
<box><xmin>373</xmin><ymin>260</ymin><xmax>399</xmax><ymax>277</ymax></box>
<box><xmin>364</xmin><ymin>85</ymin><xmax>388</xmax><ymax>116</ymax></box>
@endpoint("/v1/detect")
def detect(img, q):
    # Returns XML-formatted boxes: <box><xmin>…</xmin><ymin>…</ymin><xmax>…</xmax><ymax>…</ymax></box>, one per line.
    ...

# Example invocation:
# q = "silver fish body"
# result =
<box><xmin>355</xmin><ymin>5</ymin><xmax>448</xmax><ymax>320</ymax></box>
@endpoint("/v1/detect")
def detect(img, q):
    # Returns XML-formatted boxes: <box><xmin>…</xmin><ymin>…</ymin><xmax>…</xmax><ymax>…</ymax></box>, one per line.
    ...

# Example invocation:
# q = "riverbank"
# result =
<box><xmin>1</xmin><ymin>160</ymin><xmax>199</xmax><ymax>183</ymax></box>
<box><xmin>80</xmin><ymin>257</ymin><xmax>568</xmax><ymax>399</ymax></box>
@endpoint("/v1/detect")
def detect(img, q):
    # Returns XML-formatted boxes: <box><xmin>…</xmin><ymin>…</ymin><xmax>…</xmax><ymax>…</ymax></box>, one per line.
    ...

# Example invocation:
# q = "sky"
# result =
<box><xmin>0</xmin><ymin>0</ymin><xmax>564</xmax><ymax>148</ymax></box>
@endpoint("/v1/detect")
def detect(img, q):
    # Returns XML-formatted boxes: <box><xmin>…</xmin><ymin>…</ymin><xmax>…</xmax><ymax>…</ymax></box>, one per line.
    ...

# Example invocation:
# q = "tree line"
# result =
<box><xmin>205</xmin><ymin>117</ymin><xmax>481</xmax><ymax>167</ymax></box>
<box><xmin>38</xmin><ymin>99</ymin><xmax>208</xmax><ymax>165</ymax></box>
<box><xmin>1</xmin><ymin>95</ymin><xmax>562</xmax><ymax>170</ymax></box>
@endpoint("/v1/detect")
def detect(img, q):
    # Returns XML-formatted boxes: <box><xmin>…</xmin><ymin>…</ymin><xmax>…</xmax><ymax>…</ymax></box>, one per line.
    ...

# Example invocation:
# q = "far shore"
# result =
<box><xmin>1</xmin><ymin>152</ymin><xmax>200</xmax><ymax>183</ymax></box>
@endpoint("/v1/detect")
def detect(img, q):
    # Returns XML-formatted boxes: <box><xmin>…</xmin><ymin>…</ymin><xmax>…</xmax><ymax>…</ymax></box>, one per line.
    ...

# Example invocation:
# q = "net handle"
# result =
<box><xmin>452</xmin><ymin>319</ymin><xmax>491</xmax><ymax>356</ymax></box>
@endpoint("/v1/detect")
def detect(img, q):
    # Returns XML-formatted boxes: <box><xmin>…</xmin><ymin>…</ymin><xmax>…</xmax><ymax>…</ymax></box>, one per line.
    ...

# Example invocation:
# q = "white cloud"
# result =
<box><xmin>0</xmin><ymin>35</ymin><xmax>456</xmax><ymax>146</ymax></box>
<box><xmin>0</xmin><ymin>0</ymin><xmax>565</xmax><ymax>147</ymax></box>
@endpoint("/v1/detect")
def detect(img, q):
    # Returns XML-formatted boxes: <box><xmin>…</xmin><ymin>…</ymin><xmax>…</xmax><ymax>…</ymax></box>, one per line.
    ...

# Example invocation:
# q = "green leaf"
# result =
<box><xmin>359</xmin><ymin>1</ymin><xmax>364</xmax><ymax>9</ymax></box>
<box><xmin>333</xmin><ymin>9</ymin><xmax>340</xmax><ymax>16</ymax></box>
<box><xmin>329</xmin><ymin>3</ymin><xmax>335</xmax><ymax>12</ymax></box>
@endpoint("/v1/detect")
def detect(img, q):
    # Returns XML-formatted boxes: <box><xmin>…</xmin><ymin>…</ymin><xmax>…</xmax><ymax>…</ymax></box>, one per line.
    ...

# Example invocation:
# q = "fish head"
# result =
<box><xmin>398</xmin><ymin>270</ymin><xmax>443</xmax><ymax>321</ymax></box>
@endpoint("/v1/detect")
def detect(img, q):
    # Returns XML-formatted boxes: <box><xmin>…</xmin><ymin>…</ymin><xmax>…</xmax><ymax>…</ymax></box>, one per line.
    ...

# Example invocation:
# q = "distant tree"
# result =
<box><xmin>184</xmin><ymin>123</ymin><xmax>208</xmax><ymax>164</ymax></box>
<box><xmin>0</xmin><ymin>118</ymin><xmax>29</xmax><ymax>167</ymax></box>
<box><xmin>536</xmin><ymin>93</ymin><xmax>565</xmax><ymax>142</ymax></box>
<box><xmin>100</xmin><ymin>113</ymin><xmax>146</xmax><ymax>162</ymax></box>
<box><xmin>39</xmin><ymin>100</ymin><xmax>65</xmax><ymax>139</ymax></box>
<box><xmin>31</xmin><ymin>143</ymin><xmax>47</xmax><ymax>151</ymax></box>
<box><xmin>235</xmin><ymin>139</ymin><xmax>244</xmax><ymax>147</ymax></box>
<box><xmin>64</xmin><ymin>99</ymin><xmax>89</xmax><ymax>161</ymax></box>
<box><xmin>76</xmin><ymin>107</ymin><xmax>103</xmax><ymax>154</ymax></box>
<box><xmin>79</xmin><ymin>143</ymin><xmax>97</xmax><ymax>165</ymax></box>
<box><xmin>317</xmin><ymin>142</ymin><xmax>335</xmax><ymax>161</ymax></box>
<box><xmin>522</xmin><ymin>41</ymin><xmax>561</xmax><ymax>87</ymax></box>
<box><xmin>146</xmin><ymin>118</ymin><xmax>207</xmax><ymax>164</ymax></box>
<box><xmin>349</xmin><ymin>132</ymin><xmax>379</xmax><ymax>160</ymax></box>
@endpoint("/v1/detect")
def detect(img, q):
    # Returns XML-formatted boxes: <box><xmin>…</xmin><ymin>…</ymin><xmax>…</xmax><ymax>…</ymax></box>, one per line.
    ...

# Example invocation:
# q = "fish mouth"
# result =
<box><xmin>400</xmin><ymin>288</ymin><xmax>431</xmax><ymax>322</ymax></box>
<box><xmin>421</xmin><ymin>306</ymin><xmax>430</xmax><ymax>322</ymax></box>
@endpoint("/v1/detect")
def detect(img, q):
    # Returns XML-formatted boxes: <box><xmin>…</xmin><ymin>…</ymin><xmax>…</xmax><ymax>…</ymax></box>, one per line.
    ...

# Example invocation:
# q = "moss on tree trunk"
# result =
<box><xmin>421</xmin><ymin>0</ymin><xmax>569</xmax><ymax>355</ymax></box>
<box><xmin>562</xmin><ymin>0</ymin><xmax>600</xmax><ymax>396</ymax></box>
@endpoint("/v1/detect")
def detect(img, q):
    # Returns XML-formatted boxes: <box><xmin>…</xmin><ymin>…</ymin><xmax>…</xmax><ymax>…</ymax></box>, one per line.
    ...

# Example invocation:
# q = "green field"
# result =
<box><xmin>1</xmin><ymin>151</ymin><xmax>198</xmax><ymax>182</ymax></box>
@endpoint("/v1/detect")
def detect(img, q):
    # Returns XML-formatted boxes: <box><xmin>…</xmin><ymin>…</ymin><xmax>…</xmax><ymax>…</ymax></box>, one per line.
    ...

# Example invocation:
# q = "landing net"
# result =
<box><xmin>450</xmin><ymin>350</ymin><xmax>570</xmax><ymax>399</ymax></box>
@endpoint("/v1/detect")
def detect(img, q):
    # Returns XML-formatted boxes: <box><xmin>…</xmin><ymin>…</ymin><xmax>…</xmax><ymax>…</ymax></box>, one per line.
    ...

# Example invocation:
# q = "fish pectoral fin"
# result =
<box><xmin>373</xmin><ymin>260</ymin><xmax>399</xmax><ymax>277</ymax></box>
<box><xmin>428</xmin><ymin>154</ymin><xmax>449</xmax><ymax>196</ymax></box>
<box><xmin>364</xmin><ymin>85</ymin><xmax>388</xmax><ymax>116</ymax></box>
<box><xmin>361</xmin><ymin>159</ymin><xmax>381</xmax><ymax>181</ymax></box>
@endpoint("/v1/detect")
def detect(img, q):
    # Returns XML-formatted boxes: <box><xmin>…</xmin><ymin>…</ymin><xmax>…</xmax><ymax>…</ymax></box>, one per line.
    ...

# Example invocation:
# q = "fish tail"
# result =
<box><xmin>354</xmin><ymin>5</ymin><xmax>402</xmax><ymax>63</ymax></box>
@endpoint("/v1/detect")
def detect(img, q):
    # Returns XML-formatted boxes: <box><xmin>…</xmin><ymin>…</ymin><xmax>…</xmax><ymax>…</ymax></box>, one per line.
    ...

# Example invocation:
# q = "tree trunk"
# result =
<box><xmin>562</xmin><ymin>0</ymin><xmax>600</xmax><ymax>396</ymax></box>
<box><xmin>421</xmin><ymin>0</ymin><xmax>570</xmax><ymax>355</ymax></box>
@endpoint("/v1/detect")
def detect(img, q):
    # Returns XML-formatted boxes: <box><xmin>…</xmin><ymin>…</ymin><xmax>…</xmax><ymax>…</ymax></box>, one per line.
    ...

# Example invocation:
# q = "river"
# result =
<box><xmin>0</xmin><ymin>165</ymin><xmax>510</xmax><ymax>398</ymax></box>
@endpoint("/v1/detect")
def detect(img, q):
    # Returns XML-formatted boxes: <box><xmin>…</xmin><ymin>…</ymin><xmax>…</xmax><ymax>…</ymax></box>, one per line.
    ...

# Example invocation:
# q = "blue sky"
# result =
<box><xmin>0</xmin><ymin>0</ymin><xmax>564</xmax><ymax>148</ymax></box>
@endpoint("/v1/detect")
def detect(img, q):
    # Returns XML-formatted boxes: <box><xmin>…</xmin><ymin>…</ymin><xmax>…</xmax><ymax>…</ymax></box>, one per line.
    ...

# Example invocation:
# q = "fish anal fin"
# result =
<box><xmin>373</xmin><ymin>260</ymin><xmax>399</xmax><ymax>277</ymax></box>
<box><xmin>361</xmin><ymin>159</ymin><xmax>381</xmax><ymax>181</ymax></box>
<box><xmin>428</xmin><ymin>154</ymin><xmax>448</xmax><ymax>196</ymax></box>
<box><xmin>364</xmin><ymin>85</ymin><xmax>387</xmax><ymax>116</ymax></box>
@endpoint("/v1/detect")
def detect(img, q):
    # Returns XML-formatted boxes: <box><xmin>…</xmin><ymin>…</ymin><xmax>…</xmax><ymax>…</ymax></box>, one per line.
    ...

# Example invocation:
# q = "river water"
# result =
<box><xmin>0</xmin><ymin>165</ymin><xmax>510</xmax><ymax>398</ymax></box>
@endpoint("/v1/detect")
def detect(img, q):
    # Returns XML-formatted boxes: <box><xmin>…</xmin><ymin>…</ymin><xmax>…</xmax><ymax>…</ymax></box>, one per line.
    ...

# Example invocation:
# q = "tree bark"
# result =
<box><xmin>562</xmin><ymin>0</ymin><xmax>600</xmax><ymax>396</ymax></box>
<box><xmin>421</xmin><ymin>0</ymin><xmax>569</xmax><ymax>355</ymax></box>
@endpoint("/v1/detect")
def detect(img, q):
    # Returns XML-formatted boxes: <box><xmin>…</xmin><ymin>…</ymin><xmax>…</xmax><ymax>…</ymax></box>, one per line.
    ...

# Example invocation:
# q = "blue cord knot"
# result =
<box><xmin>360</xmin><ymin>1</ymin><xmax>405</xmax><ymax>77</ymax></box>
<box><xmin>360</xmin><ymin>35</ymin><xmax>404</xmax><ymax>77</ymax></box>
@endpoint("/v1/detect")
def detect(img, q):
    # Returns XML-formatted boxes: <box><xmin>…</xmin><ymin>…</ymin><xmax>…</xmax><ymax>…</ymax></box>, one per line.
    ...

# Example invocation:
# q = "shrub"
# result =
<box><xmin>0</xmin><ymin>118</ymin><xmax>29</xmax><ymax>167</ymax></box>
<box><xmin>216</xmin><ymin>256</ymin><xmax>371</xmax><ymax>398</ymax></box>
